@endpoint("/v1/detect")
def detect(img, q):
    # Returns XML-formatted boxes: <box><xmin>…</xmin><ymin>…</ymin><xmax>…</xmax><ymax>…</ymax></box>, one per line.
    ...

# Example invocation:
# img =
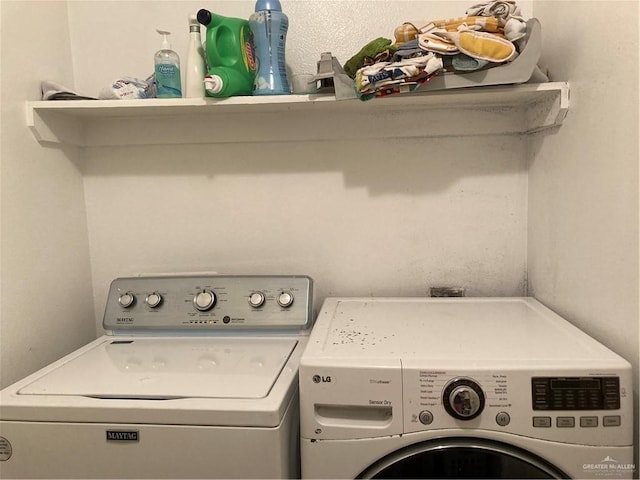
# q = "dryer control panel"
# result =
<box><xmin>401</xmin><ymin>367</ymin><xmax>631</xmax><ymax>447</ymax></box>
<box><xmin>103</xmin><ymin>275</ymin><xmax>313</xmax><ymax>331</ymax></box>
<box><xmin>531</xmin><ymin>376</ymin><xmax>620</xmax><ymax>410</ymax></box>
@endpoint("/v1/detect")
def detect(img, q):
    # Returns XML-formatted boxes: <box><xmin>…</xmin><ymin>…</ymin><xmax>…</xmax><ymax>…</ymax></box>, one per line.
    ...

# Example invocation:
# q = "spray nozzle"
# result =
<box><xmin>188</xmin><ymin>15</ymin><xmax>201</xmax><ymax>33</ymax></box>
<box><xmin>156</xmin><ymin>29</ymin><xmax>172</xmax><ymax>49</ymax></box>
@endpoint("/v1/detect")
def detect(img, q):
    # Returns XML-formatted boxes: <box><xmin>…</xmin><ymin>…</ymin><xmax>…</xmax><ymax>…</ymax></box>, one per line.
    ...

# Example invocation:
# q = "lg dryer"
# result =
<box><xmin>299</xmin><ymin>297</ymin><xmax>634</xmax><ymax>479</ymax></box>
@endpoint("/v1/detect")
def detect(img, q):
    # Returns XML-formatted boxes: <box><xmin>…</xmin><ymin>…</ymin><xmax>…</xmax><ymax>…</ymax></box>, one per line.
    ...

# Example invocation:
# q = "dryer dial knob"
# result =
<box><xmin>193</xmin><ymin>290</ymin><xmax>216</xmax><ymax>312</ymax></box>
<box><xmin>443</xmin><ymin>378</ymin><xmax>485</xmax><ymax>420</ymax></box>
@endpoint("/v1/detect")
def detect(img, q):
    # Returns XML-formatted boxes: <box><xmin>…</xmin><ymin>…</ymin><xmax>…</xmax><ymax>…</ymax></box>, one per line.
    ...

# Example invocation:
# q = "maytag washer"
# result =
<box><xmin>299</xmin><ymin>297</ymin><xmax>634</xmax><ymax>479</ymax></box>
<box><xmin>0</xmin><ymin>274</ymin><xmax>313</xmax><ymax>479</ymax></box>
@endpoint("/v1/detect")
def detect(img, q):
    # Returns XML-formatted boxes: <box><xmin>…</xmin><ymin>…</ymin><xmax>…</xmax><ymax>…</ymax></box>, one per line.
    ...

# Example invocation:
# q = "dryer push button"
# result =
<box><xmin>533</xmin><ymin>416</ymin><xmax>551</xmax><ymax>428</ymax></box>
<box><xmin>556</xmin><ymin>416</ymin><xmax>575</xmax><ymax>428</ymax></box>
<box><xmin>496</xmin><ymin>412</ymin><xmax>511</xmax><ymax>426</ymax></box>
<box><xmin>418</xmin><ymin>410</ymin><xmax>434</xmax><ymax>425</ymax></box>
<box><xmin>603</xmin><ymin>415</ymin><xmax>621</xmax><ymax>427</ymax></box>
<box><xmin>580</xmin><ymin>416</ymin><xmax>598</xmax><ymax>427</ymax></box>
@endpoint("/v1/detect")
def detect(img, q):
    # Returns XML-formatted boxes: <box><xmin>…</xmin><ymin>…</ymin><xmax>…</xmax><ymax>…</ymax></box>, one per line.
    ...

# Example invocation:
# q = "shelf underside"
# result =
<box><xmin>27</xmin><ymin>82</ymin><xmax>569</xmax><ymax>146</ymax></box>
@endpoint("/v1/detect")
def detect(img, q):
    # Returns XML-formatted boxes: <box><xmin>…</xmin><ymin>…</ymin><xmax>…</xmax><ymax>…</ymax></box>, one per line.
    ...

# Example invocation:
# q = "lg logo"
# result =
<box><xmin>313</xmin><ymin>374</ymin><xmax>332</xmax><ymax>383</ymax></box>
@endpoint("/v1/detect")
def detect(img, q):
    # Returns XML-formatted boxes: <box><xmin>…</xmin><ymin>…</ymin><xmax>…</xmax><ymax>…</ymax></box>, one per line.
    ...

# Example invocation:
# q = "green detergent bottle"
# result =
<box><xmin>197</xmin><ymin>9</ymin><xmax>257</xmax><ymax>97</ymax></box>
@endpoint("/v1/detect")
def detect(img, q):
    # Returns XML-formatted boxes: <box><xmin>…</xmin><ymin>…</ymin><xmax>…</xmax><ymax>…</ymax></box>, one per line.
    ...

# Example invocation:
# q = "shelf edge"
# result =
<box><xmin>25</xmin><ymin>82</ymin><xmax>570</xmax><ymax>146</ymax></box>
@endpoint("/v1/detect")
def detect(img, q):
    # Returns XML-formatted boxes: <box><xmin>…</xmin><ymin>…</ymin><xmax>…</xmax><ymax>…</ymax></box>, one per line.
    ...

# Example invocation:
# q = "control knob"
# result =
<box><xmin>249</xmin><ymin>291</ymin><xmax>266</xmax><ymax>308</ymax></box>
<box><xmin>118</xmin><ymin>292</ymin><xmax>136</xmax><ymax>308</ymax></box>
<box><xmin>443</xmin><ymin>378</ymin><xmax>485</xmax><ymax>420</ymax></box>
<box><xmin>145</xmin><ymin>292</ymin><xmax>163</xmax><ymax>308</ymax></box>
<box><xmin>277</xmin><ymin>291</ymin><xmax>294</xmax><ymax>308</ymax></box>
<box><xmin>193</xmin><ymin>289</ymin><xmax>216</xmax><ymax>312</ymax></box>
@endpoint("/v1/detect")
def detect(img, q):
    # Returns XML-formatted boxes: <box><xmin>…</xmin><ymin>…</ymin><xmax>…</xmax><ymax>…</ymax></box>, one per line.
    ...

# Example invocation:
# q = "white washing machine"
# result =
<box><xmin>299</xmin><ymin>297</ymin><xmax>634</xmax><ymax>479</ymax></box>
<box><xmin>0</xmin><ymin>274</ymin><xmax>313</xmax><ymax>479</ymax></box>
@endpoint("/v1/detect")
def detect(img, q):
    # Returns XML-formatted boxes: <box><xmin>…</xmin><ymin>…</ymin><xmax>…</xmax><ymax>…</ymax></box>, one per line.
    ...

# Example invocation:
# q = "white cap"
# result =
<box><xmin>204</xmin><ymin>75</ymin><xmax>223</xmax><ymax>94</ymax></box>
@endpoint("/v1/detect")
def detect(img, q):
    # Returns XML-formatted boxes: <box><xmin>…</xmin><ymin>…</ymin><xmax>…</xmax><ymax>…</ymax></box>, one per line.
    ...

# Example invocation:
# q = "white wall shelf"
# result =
<box><xmin>26</xmin><ymin>82</ymin><xmax>569</xmax><ymax>147</ymax></box>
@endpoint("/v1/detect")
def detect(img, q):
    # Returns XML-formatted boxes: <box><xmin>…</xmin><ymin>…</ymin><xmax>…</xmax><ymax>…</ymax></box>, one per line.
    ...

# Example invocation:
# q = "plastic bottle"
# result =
<box><xmin>249</xmin><ymin>0</ymin><xmax>290</xmax><ymax>95</ymax></box>
<box><xmin>154</xmin><ymin>30</ymin><xmax>182</xmax><ymax>98</ymax></box>
<box><xmin>197</xmin><ymin>9</ymin><xmax>257</xmax><ymax>98</ymax></box>
<box><xmin>185</xmin><ymin>15</ymin><xmax>206</xmax><ymax>98</ymax></box>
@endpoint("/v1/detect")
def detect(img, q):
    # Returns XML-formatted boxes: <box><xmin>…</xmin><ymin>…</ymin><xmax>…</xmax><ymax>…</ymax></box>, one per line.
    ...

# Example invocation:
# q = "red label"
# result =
<box><xmin>245</xmin><ymin>41</ymin><xmax>257</xmax><ymax>71</ymax></box>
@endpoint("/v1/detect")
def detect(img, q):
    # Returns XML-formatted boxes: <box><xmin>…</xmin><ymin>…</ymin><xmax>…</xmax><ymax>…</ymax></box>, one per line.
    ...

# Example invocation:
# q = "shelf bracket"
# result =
<box><xmin>26</xmin><ymin>103</ymin><xmax>85</xmax><ymax>146</ymax></box>
<box><xmin>524</xmin><ymin>82</ymin><xmax>570</xmax><ymax>134</ymax></box>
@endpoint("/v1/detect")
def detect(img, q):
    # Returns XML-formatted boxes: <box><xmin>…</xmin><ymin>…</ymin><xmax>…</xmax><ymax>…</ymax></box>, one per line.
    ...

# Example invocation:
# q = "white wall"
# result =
<box><xmin>0</xmin><ymin>1</ymin><xmax>95</xmax><ymax>388</ymax></box>
<box><xmin>83</xmin><ymin>137</ymin><xmax>529</xmax><ymax>324</ymax></box>
<box><xmin>1</xmin><ymin>0</ymin><xmax>637</xmax><ymax>467</ymax></box>
<box><xmin>67</xmin><ymin>0</ymin><xmax>531</xmax><ymax>327</ymax></box>
<box><xmin>529</xmin><ymin>0</ymin><xmax>639</xmax><ymax>467</ymax></box>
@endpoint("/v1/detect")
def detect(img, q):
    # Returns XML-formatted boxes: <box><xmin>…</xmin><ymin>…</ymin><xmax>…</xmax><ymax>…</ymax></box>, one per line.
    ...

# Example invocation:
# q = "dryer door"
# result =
<box><xmin>358</xmin><ymin>438</ymin><xmax>567</xmax><ymax>479</ymax></box>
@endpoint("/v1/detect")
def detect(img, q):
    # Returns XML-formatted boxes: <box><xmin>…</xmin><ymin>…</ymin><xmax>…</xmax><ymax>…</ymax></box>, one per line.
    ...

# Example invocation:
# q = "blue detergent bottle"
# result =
<box><xmin>249</xmin><ymin>0</ymin><xmax>290</xmax><ymax>95</ymax></box>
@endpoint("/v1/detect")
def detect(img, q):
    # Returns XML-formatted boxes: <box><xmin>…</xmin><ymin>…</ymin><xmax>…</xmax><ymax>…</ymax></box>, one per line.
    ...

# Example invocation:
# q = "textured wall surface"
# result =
<box><xmin>1</xmin><ymin>9</ymin><xmax>636</xmax><ymax>473</ymax></box>
<box><xmin>528</xmin><ymin>0</ymin><xmax>639</xmax><ymax>468</ymax></box>
<box><xmin>0</xmin><ymin>1</ymin><xmax>95</xmax><ymax>388</ymax></box>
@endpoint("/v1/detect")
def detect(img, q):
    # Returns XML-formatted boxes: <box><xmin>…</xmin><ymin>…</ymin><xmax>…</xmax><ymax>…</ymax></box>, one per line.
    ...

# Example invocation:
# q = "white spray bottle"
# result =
<box><xmin>185</xmin><ymin>15</ymin><xmax>206</xmax><ymax>98</ymax></box>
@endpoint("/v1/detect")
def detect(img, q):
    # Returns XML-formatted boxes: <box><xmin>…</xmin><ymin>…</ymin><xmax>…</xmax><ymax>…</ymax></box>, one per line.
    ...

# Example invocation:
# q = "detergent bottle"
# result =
<box><xmin>197</xmin><ymin>9</ymin><xmax>257</xmax><ymax>98</ymax></box>
<box><xmin>249</xmin><ymin>0</ymin><xmax>290</xmax><ymax>95</ymax></box>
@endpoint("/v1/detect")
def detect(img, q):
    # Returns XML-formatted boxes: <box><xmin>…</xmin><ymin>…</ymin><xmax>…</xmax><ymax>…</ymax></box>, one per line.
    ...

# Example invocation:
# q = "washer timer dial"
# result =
<box><xmin>193</xmin><ymin>290</ymin><xmax>216</xmax><ymax>312</ymax></box>
<box><xmin>443</xmin><ymin>378</ymin><xmax>485</xmax><ymax>420</ymax></box>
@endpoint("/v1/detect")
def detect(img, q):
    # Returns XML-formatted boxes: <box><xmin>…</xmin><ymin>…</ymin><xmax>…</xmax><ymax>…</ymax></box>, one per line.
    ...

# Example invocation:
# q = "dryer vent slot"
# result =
<box><xmin>314</xmin><ymin>404</ymin><xmax>392</xmax><ymax>428</ymax></box>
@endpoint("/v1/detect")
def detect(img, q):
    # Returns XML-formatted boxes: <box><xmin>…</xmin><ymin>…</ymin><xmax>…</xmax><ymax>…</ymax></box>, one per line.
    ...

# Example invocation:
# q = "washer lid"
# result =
<box><xmin>18</xmin><ymin>337</ymin><xmax>298</xmax><ymax>399</ymax></box>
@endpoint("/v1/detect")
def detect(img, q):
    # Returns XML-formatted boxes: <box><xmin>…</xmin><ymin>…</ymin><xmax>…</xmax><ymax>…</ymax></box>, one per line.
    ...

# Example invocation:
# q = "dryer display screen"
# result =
<box><xmin>531</xmin><ymin>377</ymin><xmax>620</xmax><ymax>410</ymax></box>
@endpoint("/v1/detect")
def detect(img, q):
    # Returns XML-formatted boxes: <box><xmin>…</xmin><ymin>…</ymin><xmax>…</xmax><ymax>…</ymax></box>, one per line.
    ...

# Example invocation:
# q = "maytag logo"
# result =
<box><xmin>116</xmin><ymin>317</ymin><xmax>134</xmax><ymax>323</ymax></box>
<box><xmin>106</xmin><ymin>430</ymin><xmax>139</xmax><ymax>442</ymax></box>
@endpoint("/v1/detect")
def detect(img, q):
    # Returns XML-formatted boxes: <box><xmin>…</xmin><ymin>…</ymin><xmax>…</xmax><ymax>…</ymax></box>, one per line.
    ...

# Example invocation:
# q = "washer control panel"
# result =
<box><xmin>103</xmin><ymin>275</ymin><xmax>313</xmax><ymax>331</ymax></box>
